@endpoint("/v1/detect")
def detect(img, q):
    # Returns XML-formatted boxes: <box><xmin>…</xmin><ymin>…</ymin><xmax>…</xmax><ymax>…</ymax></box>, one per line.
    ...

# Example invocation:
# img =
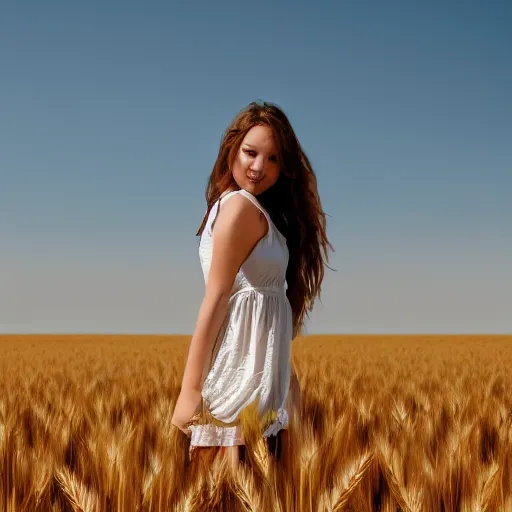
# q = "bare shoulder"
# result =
<box><xmin>214</xmin><ymin>192</ymin><xmax>267</xmax><ymax>239</ymax></box>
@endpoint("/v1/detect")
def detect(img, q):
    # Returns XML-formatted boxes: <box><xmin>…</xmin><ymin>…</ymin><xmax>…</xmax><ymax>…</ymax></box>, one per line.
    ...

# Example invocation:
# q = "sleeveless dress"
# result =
<box><xmin>187</xmin><ymin>188</ymin><xmax>293</xmax><ymax>456</ymax></box>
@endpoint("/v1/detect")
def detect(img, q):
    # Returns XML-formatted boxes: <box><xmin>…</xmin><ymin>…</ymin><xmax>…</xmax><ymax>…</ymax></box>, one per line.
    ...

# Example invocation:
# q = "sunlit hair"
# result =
<box><xmin>197</xmin><ymin>100</ymin><xmax>333</xmax><ymax>337</ymax></box>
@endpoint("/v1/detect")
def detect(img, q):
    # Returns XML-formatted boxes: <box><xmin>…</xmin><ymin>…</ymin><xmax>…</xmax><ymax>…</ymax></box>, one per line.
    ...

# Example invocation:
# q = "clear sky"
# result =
<box><xmin>1</xmin><ymin>1</ymin><xmax>511</xmax><ymax>334</ymax></box>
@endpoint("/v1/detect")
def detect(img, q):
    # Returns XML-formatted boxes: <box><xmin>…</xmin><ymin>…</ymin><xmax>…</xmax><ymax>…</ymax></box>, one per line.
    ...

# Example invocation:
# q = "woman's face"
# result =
<box><xmin>231</xmin><ymin>124</ymin><xmax>281</xmax><ymax>196</ymax></box>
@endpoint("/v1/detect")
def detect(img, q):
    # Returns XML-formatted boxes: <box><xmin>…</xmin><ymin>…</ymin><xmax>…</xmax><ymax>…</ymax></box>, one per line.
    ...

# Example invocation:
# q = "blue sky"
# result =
<box><xmin>1</xmin><ymin>0</ymin><xmax>511</xmax><ymax>334</ymax></box>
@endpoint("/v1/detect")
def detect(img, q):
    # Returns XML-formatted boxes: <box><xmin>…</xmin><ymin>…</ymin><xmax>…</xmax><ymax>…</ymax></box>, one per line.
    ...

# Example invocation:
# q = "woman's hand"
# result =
<box><xmin>171</xmin><ymin>387</ymin><xmax>203</xmax><ymax>435</ymax></box>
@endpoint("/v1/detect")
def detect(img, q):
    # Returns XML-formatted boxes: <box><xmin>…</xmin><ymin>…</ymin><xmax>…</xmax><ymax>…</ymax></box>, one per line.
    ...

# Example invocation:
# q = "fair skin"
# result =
<box><xmin>230</xmin><ymin>124</ymin><xmax>281</xmax><ymax>196</ymax></box>
<box><xmin>171</xmin><ymin>126</ymin><xmax>282</xmax><ymax>471</ymax></box>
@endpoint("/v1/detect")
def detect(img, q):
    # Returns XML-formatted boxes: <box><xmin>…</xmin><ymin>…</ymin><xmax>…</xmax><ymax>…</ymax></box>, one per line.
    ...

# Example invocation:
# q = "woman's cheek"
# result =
<box><xmin>239</xmin><ymin>154</ymin><xmax>250</xmax><ymax>168</ymax></box>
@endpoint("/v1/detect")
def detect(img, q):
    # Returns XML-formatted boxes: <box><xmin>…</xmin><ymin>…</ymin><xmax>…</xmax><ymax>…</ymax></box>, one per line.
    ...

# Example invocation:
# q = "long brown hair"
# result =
<box><xmin>196</xmin><ymin>100</ymin><xmax>333</xmax><ymax>337</ymax></box>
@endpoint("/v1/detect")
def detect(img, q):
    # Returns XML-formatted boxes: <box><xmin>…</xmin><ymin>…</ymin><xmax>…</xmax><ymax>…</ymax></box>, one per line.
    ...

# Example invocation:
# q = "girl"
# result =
<box><xmin>171</xmin><ymin>101</ymin><xmax>332</xmax><ymax>471</ymax></box>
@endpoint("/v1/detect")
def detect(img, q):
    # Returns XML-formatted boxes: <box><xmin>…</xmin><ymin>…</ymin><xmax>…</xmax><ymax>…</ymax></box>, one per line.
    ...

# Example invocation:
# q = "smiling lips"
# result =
<box><xmin>247</xmin><ymin>171</ymin><xmax>264</xmax><ymax>183</ymax></box>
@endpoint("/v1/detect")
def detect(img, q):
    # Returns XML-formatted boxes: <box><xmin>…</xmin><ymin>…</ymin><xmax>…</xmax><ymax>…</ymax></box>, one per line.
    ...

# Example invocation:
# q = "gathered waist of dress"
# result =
<box><xmin>230</xmin><ymin>284</ymin><xmax>287</xmax><ymax>301</ymax></box>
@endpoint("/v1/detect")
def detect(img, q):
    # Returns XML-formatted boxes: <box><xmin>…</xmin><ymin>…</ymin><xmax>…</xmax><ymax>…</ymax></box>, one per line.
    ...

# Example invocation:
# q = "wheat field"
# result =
<box><xmin>1</xmin><ymin>334</ymin><xmax>511</xmax><ymax>511</ymax></box>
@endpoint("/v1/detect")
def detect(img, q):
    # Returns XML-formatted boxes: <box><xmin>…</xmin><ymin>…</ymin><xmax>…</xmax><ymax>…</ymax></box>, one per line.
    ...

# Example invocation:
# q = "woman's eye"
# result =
<box><xmin>245</xmin><ymin>150</ymin><xmax>256</xmax><ymax>157</ymax></box>
<box><xmin>269</xmin><ymin>155</ymin><xmax>277</xmax><ymax>162</ymax></box>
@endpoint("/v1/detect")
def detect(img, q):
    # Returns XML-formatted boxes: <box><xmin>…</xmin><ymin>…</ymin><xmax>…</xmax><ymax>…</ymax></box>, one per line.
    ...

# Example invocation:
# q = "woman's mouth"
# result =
<box><xmin>247</xmin><ymin>171</ymin><xmax>264</xmax><ymax>183</ymax></box>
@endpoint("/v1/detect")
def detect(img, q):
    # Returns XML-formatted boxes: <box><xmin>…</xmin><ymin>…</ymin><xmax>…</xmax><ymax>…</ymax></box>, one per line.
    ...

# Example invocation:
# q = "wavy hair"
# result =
<box><xmin>196</xmin><ymin>101</ymin><xmax>333</xmax><ymax>338</ymax></box>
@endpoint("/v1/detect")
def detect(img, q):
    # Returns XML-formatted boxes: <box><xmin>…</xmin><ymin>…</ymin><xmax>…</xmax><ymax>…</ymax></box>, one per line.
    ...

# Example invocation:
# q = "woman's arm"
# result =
<box><xmin>171</xmin><ymin>194</ymin><xmax>268</xmax><ymax>433</ymax></box>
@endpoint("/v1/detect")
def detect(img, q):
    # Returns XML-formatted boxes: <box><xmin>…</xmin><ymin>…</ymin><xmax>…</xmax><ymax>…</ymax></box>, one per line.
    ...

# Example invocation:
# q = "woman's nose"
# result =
<box><xmin>250</xmin><ymin>155</ymin><xmax>265</xmax><ymax>171</ymax></box>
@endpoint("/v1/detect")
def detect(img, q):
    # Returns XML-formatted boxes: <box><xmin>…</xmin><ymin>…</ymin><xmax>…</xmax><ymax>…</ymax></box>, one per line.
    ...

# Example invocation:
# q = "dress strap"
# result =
<box><xmin>208</xmin><ymin>190</ymin><xmax>239</xmax><ymax>235</ymax></box>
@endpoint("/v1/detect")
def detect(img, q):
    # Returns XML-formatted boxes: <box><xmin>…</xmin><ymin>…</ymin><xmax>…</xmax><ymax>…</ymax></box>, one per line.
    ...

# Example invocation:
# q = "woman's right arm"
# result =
<box><xmin>171</xmin><ymin>194</ymin><xmax>267</xmax><ymax>433</ymax></box>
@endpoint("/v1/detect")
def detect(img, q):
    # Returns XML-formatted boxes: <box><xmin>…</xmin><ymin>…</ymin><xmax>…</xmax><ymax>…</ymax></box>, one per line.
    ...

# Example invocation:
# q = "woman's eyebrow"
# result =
<box><xmin>244</xmin><ymin>143</ymin><xmax>275</xmax><ymax>153</ymax></box>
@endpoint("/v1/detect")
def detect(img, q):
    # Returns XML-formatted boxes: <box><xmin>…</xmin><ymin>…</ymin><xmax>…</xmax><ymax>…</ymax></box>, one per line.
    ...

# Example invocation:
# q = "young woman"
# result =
<box><xmin>171</xmin><ymin>101</ymin><xmax>332</xmax><ymax>471</ymax></box>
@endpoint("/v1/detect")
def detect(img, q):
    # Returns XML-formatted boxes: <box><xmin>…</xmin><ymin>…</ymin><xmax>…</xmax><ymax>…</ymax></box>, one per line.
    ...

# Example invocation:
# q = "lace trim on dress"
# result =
<box><xmin>188</xmin><ymin>407</ymin><xmax>289</xmax><ymax>457</ymax></box>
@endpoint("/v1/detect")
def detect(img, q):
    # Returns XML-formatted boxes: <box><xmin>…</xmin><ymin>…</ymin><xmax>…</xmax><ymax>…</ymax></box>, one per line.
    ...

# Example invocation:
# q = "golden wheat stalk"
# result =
<box><xmin>33</xmin><ymin>459</ymin><xmax>53</xmax><ymax>505</ymax></box>
<box><xmin>376</xmin><ymin>439</ymin><xmax>424</xmax><ymax>512</ymax></box>
<box><xmin>175</xmin><ymin>470</ymin><xmax>209</xmax><ymax>512</ymax></box>
<box><xmin>318</xmin><ymin>450</ymin><xmax>374</xmax><ymax>511</ymax></box>
<box><xmin>460</xmin><ymin>460</ymin><xmax>501</xmax><ymax>512</ymax></box>
<box><xmin>239</xmin><ymin>400</ymin><xmax>271</xmax><ymax>478</ymax></box>
<box><xmin>142</xmin><ymin>450</ymin><xmax>163</xmax><ymax>504</ymax></box>
<box><xmin>54</xmin><ymin>466</ymin><xmax>99</xmax><ymax>512</ymax></box>
<box><xmin>230</xmin><ymin>465</ymin><xmax>265</xmax><ymax>511</ymax></box>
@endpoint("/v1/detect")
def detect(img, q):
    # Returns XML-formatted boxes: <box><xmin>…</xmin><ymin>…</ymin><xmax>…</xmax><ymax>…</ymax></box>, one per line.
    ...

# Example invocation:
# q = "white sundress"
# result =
<box><xmin>187</xmin><ymin>188</ymin><xmax>293</xmax><ymax>455</ymax></box>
